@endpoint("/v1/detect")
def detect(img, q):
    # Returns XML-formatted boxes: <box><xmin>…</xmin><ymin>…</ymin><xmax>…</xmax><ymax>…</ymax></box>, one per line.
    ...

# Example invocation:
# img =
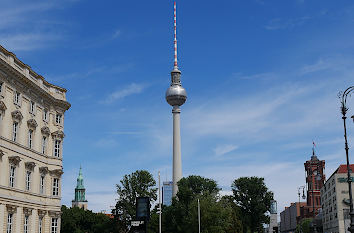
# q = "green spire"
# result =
<box><xmin>74</xmin><ymin>166</ymin><xmax>86</xmax><ymax>202</ymax></box>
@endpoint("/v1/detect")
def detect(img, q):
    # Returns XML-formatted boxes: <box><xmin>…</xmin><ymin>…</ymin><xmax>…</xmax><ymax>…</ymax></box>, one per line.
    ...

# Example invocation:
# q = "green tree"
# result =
<box><xmin>231</xmin><ymin>177</ymin><xmax>273</xmax><ymax>233</ymax></box>
<box><xmin>148</xmin><ymin>175</ymin><xmax>242</xmax><ymax>233</ymax></box>
<box><xmin>296</xmin><ymin>218</ymin><xmax>312</xmax><ymax>233</ymax></box>
<box><xmin>113</xmin><ymin>170</ymin><xmax>157</xmax><ymax>232</ymax></box>
<box><xmin>61</xmin><ymin>205</ymin><xmax>118</xmax><ymax>233</ymax></box>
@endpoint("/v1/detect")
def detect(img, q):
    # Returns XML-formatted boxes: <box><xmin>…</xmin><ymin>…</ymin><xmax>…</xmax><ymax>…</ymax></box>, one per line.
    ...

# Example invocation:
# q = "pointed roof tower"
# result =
<box><xmin>72</xmin><ymin>166</ymin><xmax>88</xmax><ymax>210</ymax></box>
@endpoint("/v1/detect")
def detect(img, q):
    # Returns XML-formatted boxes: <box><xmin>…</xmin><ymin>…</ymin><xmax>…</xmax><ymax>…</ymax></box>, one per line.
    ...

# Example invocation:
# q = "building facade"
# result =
<box><xmin>0</xmin><ymin>45</ymin><xmax>70</xmax><ymax>233</ymax></box>
<box><xmin>162</xmin><ymin>181</ymin><xmax>173</xmax><ymax>206</ymax></box>
<box><xmin>72</xmin><ymin>167</ymin><xmax>87</xmax><ymax>210</ymax></box>
<box><xmin>280</xmin><ymin>202</ymin><xmax>307</xmax><ymax>233</ymax></box>
<box><xmin>321</xmin><ymin>164</ymin><xmax>354</xmax><ymax>233</ymax></box>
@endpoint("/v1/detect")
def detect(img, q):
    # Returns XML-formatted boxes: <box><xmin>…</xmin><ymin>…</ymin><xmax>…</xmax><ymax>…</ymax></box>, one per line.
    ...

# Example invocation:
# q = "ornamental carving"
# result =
<box><xmin>6</xmin><ymin>204</ymin><xmax>17</xmax><ymax>213</ymax></box>
<box><xmin>48</xmin><ymin>211</ymin><xmax>61</xmax><ymax>218</ymax></box>
<box><xmin>39</xmin><ymin>166</ymin><xmax>49</xmax><ymax>175</ymax></box>
<box><xmin>50</xmin><ymin>169</ymin><xmax>63</xmax><ymax>177</ymax></box>
<box><xmin>41</xmin><ymin>126</ymin><xmax>50</xmax><ymax>136</ymax></box>
<box><xmin>8</xmin><ymin>156</ymin><xmax>21</xmax><ymax>165</ymax></box>
<box><xmin>25</xmin><ymin>162</ymin><xmax>36</xmax><ymax>171</ymax></box>
<box><xmin>51</xmin><ymin>130</ymin><xmax>65</xmax><ymax>139</ymax></box>
<box><xmin>0</xmin><ymin>149</ymin><xmax>4</xmax><ymax>159</ymax></box>
<box><xmin>23</xmin><ymin>207</ymin><xmax>33</xmax><ymax>216</ymax></box>
<box><xmin>11</xmin><ymin>110</ymin><xmax>23</xmax><ymax>122</ymax></box>
<box><xmin>0</xmin><ymin>100</ymin><xmax>6</xmax><ymax>111</ymax></box>
<box><xmin>27</xmin><ymin>119</ymin><xmax>38</xmax><ymax>129</ymax></box>
<box><xmin>38</xmin><ymin>210</ymin><xmax>47</xmax><ymax>217</ymax></box>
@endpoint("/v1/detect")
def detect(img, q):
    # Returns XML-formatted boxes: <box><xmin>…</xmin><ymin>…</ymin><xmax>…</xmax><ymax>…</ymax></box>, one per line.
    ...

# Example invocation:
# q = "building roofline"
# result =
<box><xmin>0</xmin><ymin>45</ymin><xmax>67</xmax><ymax>93</ymax></box>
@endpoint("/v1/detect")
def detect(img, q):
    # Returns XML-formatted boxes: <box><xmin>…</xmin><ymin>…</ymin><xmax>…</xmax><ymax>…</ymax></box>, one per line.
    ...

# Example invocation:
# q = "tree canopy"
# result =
<box><xmin>113</xmin><ymin>170</ymin><xmax>157</xmax><ymax>232</ymax></box>
<box><xmin>231</xmin><ymin>176</ymin><xmax>274</xmax><ymax>233</ymax></box>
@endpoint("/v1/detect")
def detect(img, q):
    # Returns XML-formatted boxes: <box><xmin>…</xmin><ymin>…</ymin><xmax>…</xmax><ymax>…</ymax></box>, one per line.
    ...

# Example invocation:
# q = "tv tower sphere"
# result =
<box><xmin>165</xmin><ymin>69</ymin><xmax>187</xmax><ymax>107</ymax></box>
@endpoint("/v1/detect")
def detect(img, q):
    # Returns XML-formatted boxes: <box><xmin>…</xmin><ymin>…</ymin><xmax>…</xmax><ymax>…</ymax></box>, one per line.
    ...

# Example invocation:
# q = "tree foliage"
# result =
<box><xmin>231</xmin><ymin>176</ymin><xmax>274</xmax><ymax>233</ymax></box>
<box><xmin>61</xmin><ymin>205</ymin><xmax>117</xmax><ymax>233</ymax></box>
<box><xmin>148</xmin><ymin>175</ymin><xmax>242</xmax><ymax>233</ymax></box>
<box><xmin>296</xmin><ymin>218</ymin><xmax>312</xmax><ymax>233</ymax></box>
<box><xmin>113</xmin><ymin>170</ymin><xmax>157</xmax><ymax>232</ymax></box>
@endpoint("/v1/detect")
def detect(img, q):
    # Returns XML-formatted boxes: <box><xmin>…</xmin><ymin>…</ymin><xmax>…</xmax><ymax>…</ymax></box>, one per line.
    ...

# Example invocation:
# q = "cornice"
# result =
<box><xmin>41</xmin><ymin>126</ymin><xmax>51</xmax><ymax>136</ymax></box>
<box><xmin>27</xmin><ymin>118</ymin><xmax>38</xmax><ymax>129</ymax></box>
<box><xmin>25</xmin><ymin>161</ymin><xmax>36</xmax><ymax>171</ymax></box>
<box><xmin>11</xmin><ymin>110</ymin><xmax>23</xmax><ymax>122</ymax></box>
<box><xmin>0</xmin><ymin>56</ymin><xmax>71</xmax><ymax>111</ymax></box>
<box><xmin>51</xmin><ymin>130</ymin><xmax>65</xmax><ymax>139</ymax></box>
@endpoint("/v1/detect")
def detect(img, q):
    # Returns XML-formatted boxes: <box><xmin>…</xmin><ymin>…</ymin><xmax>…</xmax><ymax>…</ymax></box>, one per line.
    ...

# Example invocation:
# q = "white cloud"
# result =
<box><xmin>213</xmin><ymin>144</ymin><xmax>239</xmax><ymax>156</ymax></box>
<box><xmin>113</xmin><ymin>30</ymin><xmax>121</xmax><ymax>39</ymax></box>
<box><xmin>102</xmin><ymin>83</ymin><xmax>145</xmax><ymax>104</ymax></box>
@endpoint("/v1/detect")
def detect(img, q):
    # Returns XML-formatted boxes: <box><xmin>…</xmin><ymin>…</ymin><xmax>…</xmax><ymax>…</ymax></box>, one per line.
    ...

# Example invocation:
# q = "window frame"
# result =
<box><xmin>24</xmin><ymin>215</ymin><xmax>29</xmax><ymax>233</ymax></box>
<box><xmin>13</xmin><ymin>91</ymin><xmax>21</xmax><ymax>106</ymax></box>
<box><xmin>25</xmin><ymin>170</ymin><xmax>31</xmax><ymax>191</ymax></box>
<box><xmin>53</xmin><ymin>140</ymin><xmax>61</xmax><ymax>157</ymax></box>
<box><xmin>51</xmin><ymin>218</ymin><xmax>58</xmax><ymax>233</ymax></box>
<box><xmin>29</xmin><ymin>101</ymin><xmax>36</xmax><ymax>115</ymax></box>
<box><xmin>12</xmin><ymin>122</ymin><xmax>18</xmax><ymax>142</ymax></box>
<box><xmin>42</xmin><ymin>136</ymin><xmax>47</xmax><ymax>154</ymax></box>
<box><xmin>9</xmin><ymin>165</ymin><xmax>15</xmax><ymax>188</ymax></box>
<box><xmin>43</xmin><ymin>109</ymin><xmax>49</xmax><ymax>122</ymax></box>
<box><xmin>7</xmin><ymin>213</ymin><xmax>13</xmax><ymax>233</ymax></box>
<box><xmin>40</xmin><ymin>175</ymin><xmax>45</xmax><ymax>194</ymax></box>
<box><xmin>52</xmin><ymin>178</ymin><xmax>59</xmax><ymax>196</ymax></box>
<box><xmin>28</xmin><ymin>129</ymin><xmax>33</xmax><ymax>149</ymax></box>
<box><xmin>38</xmin><ymin>217</ymin><xmax>43</xmax><ymax>233</ymax></box>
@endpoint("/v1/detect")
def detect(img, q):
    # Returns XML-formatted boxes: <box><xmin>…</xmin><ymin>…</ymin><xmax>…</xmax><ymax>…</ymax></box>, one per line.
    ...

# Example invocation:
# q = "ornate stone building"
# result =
<box><xmin>72</xmin><ymin>166</ymin><xmax>87</xmax><ymax>210</ymax></box>
<box><xmin>0</xmin><ymin>45</ymin><xmax>70</xmax><ymax>233</ymax></box>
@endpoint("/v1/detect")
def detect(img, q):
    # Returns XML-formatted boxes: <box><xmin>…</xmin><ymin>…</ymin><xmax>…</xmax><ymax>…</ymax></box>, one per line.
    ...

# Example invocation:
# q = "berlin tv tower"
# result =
<box><xmin>165</xmin><ymin>0</ymin><xmax>187</xmax><ymax>197</ymax></box>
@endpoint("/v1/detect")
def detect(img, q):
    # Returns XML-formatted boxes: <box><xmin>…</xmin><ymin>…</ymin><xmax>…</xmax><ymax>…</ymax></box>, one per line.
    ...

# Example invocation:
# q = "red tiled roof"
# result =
<box><xmin>337</xmin><ymin>164</ymin><xmax>354</xmax><ymax>173</ymax></box>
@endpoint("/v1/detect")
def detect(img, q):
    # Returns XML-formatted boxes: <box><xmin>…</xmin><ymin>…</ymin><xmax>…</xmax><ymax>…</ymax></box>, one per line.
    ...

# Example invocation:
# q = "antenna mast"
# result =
<box><xmin>174</xmin><ymin>1</ymin><xmax>178</xmax><ymax>70</ymax></box>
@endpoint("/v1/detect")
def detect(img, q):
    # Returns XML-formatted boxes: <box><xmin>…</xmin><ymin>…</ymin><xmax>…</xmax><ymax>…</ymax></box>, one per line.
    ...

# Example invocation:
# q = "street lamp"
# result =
<box><xmin>339</xmin><ymin>86</ymin><xmax>354</xmax><ymax>233</ymax></box>
<box><xmin>298</xmin><ymin>186</ymin><xmax>306</xmax><ymax>204</ymax></box>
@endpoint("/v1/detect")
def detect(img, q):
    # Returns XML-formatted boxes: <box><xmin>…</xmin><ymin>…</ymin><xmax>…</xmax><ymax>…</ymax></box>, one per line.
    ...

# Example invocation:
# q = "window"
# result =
<box><xmin>0</xmin><ymin>82</ymin><xmax>3</xmax><ymax>95</ymax></box>
<box><xmin>39</xmin><ymin>217</ymin><xmax>43</xmax><ymax>233</ymax></box>
<box><xmin>28</xmin><ymin>130</ymin><xmax>33</xmax><ymax>148</ymax></box>
<box><xmin>9</xmin><ymin>165</ymin><xmax>15</xmax><ymax>187</ymax></box>
<box><xmin>40</xmin><ymin>175</ymin><xmax>45</xmax><ymax>194</ymax></box>
<box><xmin>54</xmin><ymin>140</ymin><xmax>61</xmax><ymax>157</ymax></box>
<box><xmin>14</xmin><ymin>91</ymin><xmax>20</xmax><ymax>105</ymax></box>
<box><xmin>51</xmin><ymin>218</ymin><xmax>58</xmax><ymax>233</ymax></box>
<box><xmin>26</xmin><ymin>171</ymin><xmax>31</xmax><ymax>191</ymax></box>
<box><xmin>30</xmin><ymin>101</ymin><xmax>35</xmax><ymax>114</ymax></box>
<box><xmin>7</xmin><ymin>213</ymin><xmax>13</xmax><ymax>233</ymax></box>
<box><xmin>42</xmin><ymin>136</ymin><xmax>47</xmax><ymax>154</ymax></box>
<box><xmin>52</xmin><ymin>178</ymin><xmax>59</xmax><ymax>196</ymax></box>
<box><xmin>24</xmin><ymin>215</ymin><xmax>29</xmax><ymax>233</ymax></box>
<box><xmin>55</xmin><ymin>114</ymin><xmax>62</xmax><ymax>124</ymax></box>
<box><xmin>43</xmin><ymin>109</ymin><xmax>48</xmax><ymax>122</ymax></box>
<box><xmin>12</xmin><ymin>122</ymin><xmax>18</xmax><ymax>142</ymax></box>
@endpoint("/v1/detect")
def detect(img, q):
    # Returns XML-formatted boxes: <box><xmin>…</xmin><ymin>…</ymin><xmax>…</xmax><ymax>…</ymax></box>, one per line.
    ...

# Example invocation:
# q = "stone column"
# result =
<box><xmin>0</xmin><ymin>152</ymin><xmax>6</xmax><ymax>186</ymax></box>
<box><xmin>172</xmin><ymin>106</ymin><xmax>182</xmax><ymax>197</ymax></box>
<box><xmin>15</xmin><ymin>206</ymin><xmax>22</xmax><ymax>233</ymax></box>
<box><xmin>0</xmin><ymin>204</ymin><xmax>5</xmax><ymax>233</ymax></box>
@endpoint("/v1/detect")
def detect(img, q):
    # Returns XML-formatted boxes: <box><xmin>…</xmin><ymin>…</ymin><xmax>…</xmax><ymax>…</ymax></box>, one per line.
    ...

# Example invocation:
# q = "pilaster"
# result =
<box><xmin>0</xmin><ymin>204</ymin><xmax>4</xmax><ymax>233</ymax></box>
<box><xmin>31</xmin><ymin>209</ymin><xmax>38</xmax><ymax>233</ymax></box>
<box><xmin>15</xmin><ymin>206</ymin><xmax>22</xmax><ymax>233</ymax></box>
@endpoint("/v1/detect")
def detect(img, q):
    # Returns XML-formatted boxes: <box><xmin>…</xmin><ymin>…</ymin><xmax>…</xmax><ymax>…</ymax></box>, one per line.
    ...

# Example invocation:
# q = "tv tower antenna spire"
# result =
<box><xmin>174</xmin><ymin>1</ymin><xmax>178</xmax><ymax>70</ymax></box>
<box><xmin>166</xmin><ymin>0</ymin><xmax>187</xmax><ymax>197</ymax></box>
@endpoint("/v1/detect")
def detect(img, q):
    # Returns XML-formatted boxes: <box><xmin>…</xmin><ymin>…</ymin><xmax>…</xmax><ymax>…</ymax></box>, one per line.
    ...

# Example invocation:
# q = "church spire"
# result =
<box><xmin>72</xmin><ymin>166</ymin><xmax>88</xmax><ymax>210</ymax></box>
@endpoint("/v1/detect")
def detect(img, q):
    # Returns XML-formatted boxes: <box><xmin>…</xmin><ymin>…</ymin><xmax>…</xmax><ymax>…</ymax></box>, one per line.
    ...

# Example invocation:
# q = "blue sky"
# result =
<box><xmin>2</xmin><ymin>0</ymin><xmax>354</xmax><ymax>213</ymax></box>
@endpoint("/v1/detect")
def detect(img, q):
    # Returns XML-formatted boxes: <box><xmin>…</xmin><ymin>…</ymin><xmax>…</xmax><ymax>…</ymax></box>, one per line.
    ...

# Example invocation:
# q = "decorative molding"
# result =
<box><xmin>25</xmin><ymin>161</ymin><xmax>36</xmax><ymax>171</ymax></box>
<box><xmin>41</xmin><ymin>126</ymin><xmax>50</xmax><ymax>136</ymax></box>
<box><xmin>0</xmin><ymin>149</ymin><xmax>4</xmax><ymax>159</ymax></box>
<box><xmin>39</xmin><ymin>166</ymin><xmax>49</xmax><ymax>175</ymax></box>
<box><xmin>38</xmin><ymin>210</ymin><xmax>47</xmax><ymax>217</ymax></box>
<box><xmin>50</xmin><ymin>169</ymin><xmax>63</xmax><ymax>177</ymax></box>
<box><xmin>23</xmin><ymin>207</ymin><xmax>33</xmax><ymax>216</ymax></box>
<box><xmin>8</xmin><ymin>155</ymin><xmax>21</xmax><ymax>165</ymax></box>
<box><xmin>27</xmin><ymin>119</ymin><xmax>38</xmax><ymax>129</ymax></box>
<box><xmin>11</xmin><ymin>110</ymin><xmax>23</xmax><ymax>122</ymax></box>
<box><xmin>6</xmin><ymin>204</ymin><xmax>17</xmax><ymax>213</ymax></box>
<box><xmin>48</xmin><ymin>210</ymin><xmax>61</xmax><ymax>218</ymax></box>
<box><xmin>51</xmin><ymin>130</ymin><xmax>65</xmax><ymax>139</ymax></box>
<box><xmin>0</xmin><ymin>100</ymin><xmax>6</xmax><ymax>111</ymax></box>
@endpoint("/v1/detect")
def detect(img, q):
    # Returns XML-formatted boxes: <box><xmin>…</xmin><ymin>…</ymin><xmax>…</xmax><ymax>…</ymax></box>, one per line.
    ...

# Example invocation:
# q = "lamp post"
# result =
<box><xmin>339</xmin><ymin>86</ymin><xmax>354</xmax><ymax>233</ymax></box>
<box><xmin>298</xmin><ymin>186</ymin><xmax>306</xmax><ymax>204</ymax></box>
